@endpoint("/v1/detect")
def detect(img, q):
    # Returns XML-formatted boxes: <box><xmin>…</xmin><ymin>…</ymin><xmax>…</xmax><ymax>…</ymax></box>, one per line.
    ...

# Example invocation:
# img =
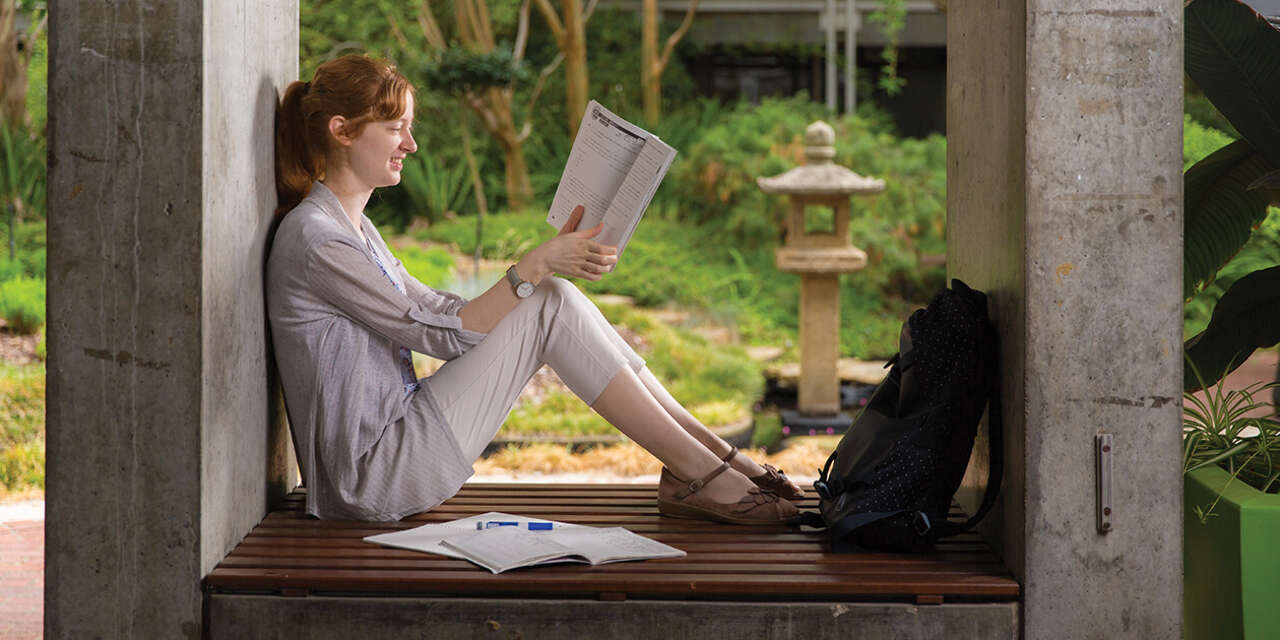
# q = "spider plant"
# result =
<box><xmin>1183</xmin><ymin>356</ymin><xmax>1280</xmax><ymax>523</ymax></box>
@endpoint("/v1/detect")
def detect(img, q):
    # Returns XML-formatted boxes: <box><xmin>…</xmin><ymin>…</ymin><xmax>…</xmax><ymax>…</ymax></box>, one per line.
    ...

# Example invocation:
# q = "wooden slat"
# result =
<box><xmin>208</xmin><ymin>486</ymin><xmax>1020</xmax><ymax>602</ymax></box>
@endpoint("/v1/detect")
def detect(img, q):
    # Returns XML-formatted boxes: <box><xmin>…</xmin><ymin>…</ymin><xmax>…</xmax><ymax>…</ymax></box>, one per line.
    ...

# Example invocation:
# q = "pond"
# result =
<box><xmin>438</xmin><ymin>265</ymin><xmax>506</xmax><ymax>299</ymax></box>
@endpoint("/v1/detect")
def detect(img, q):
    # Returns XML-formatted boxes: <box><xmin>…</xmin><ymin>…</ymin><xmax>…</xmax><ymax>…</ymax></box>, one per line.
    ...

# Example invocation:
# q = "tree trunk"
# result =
<box><xmin>642</xmin><ymin>0</ymin><xmax>660</xmax><ymax>125</ymax></box>
<box><xmin>481</xmin><ymin>87</ymin><xmax>533</xmax><ymax>210</ymax></box>
<box><xmin>0</xmin><ymin>2</ymin><xmax>27</xmax><ymax>128</ymax></box>
<box><xmin>561</xmin><ymin>0</ymin><xmax>588</xmax><ymax>137</ymax></box>
<box><xmin>458</xmin><ymin>102</ymin><xmax>488</xmax><ymax>278</ymax></box>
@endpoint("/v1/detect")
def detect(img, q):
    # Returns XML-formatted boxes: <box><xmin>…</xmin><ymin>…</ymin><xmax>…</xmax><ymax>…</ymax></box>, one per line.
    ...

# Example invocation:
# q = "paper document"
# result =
<box><xmin>546</xmin><ymin>100</ymin><xmax>677</xmax><ymax>266</ymax></box>
<box><xmin>363</xmin><ymin>512</ymin><xmax>685</xmax><ymax>573</ymax></box>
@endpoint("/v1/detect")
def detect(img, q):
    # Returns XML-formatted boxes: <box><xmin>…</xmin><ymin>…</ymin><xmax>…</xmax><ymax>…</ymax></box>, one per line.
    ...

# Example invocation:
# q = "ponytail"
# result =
<box><xmin>273</xmin><ymin>55</ymin><xmax>415</xmax><ymax>218</ymax></box>
<box><xmin>275</xmin><ymin>80</ymin><xmax>317</xmax><ymax>217</ymax></box>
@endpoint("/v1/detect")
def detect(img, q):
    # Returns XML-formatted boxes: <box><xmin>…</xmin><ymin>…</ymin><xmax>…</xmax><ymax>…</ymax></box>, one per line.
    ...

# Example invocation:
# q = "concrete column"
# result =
<box><xmin>948</xmin><ymin>2</ymin><xmax>1183</xmax><ymax>639</ymax></box>
<box><xmin>46</xmin><ymin>2</ymin><xmax>297</xmax><ymax>637</ymax></box>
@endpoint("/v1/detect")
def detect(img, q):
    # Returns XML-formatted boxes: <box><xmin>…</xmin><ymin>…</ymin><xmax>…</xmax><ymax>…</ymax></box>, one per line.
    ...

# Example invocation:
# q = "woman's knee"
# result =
<box><xmin>539</xmin><ymin>275</ymin><xmax>577</xmax><ymax>300</ymax></box>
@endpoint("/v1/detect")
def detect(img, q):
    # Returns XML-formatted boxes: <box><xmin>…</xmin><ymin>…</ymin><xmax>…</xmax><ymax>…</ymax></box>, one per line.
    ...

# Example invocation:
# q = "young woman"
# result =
<box><xmin>267</xmin><ymin>54</ymin><xmax>804</xmax><ymax>524</ymax></box>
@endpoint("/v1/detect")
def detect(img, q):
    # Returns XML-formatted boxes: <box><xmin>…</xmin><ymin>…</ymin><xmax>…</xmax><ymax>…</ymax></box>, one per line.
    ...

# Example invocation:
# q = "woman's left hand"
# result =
<box><xmin>517</xmin><ymin>205</ymin><xmax>618</xmax><ymax>282</ymax></box>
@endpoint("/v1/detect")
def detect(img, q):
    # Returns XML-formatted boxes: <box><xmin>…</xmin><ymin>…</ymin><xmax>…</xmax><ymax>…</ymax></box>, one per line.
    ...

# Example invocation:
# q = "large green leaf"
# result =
<box><xmin>1183</xmin><ymin>139</ymin><xmax>1278</xmax><ymax>298</ymax></box>
<box><xmin>1184</xmin><ymin>265</ymin><xmax>1280</xmax><ymax>391</ymax></box>
<box><xmin>1185</xmin><ymin>0</ymin><xmax>1280</xmax><ymax>169</ymax></box>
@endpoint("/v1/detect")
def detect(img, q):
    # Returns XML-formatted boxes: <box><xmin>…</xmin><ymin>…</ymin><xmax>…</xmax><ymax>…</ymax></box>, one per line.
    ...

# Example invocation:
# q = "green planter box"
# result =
<box><xmin>1185</xmin><ymin>464</ymin><xmax>1280</xmax><ymax>640</ymax></box>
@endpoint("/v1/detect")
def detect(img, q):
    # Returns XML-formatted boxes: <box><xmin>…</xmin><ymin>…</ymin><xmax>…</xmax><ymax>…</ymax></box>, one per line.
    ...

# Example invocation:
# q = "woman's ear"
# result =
<box><xmin>327</xmin><ymin>115</ymin><xmax>352</xmax><ymax>146</ymax></box>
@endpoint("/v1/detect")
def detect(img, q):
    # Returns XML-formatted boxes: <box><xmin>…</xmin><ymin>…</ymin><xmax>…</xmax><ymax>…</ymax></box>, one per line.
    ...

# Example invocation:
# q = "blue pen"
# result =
<box><xmin>475</xmin><ymin>521</ymin><xmax>553</xmax><ymax>530</ymax></box>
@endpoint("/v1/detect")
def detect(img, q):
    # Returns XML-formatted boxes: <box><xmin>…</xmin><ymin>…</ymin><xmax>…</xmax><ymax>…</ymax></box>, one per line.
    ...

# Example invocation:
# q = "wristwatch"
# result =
<box><xmin>506</xmin><ymin>265</ymin><xmax>536</xmax><ymax>299</ymax></box>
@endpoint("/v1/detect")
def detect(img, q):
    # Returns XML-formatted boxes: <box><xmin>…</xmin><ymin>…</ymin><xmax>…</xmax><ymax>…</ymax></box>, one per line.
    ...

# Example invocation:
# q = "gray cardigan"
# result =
<box><xmin>266</xmin><ymin>182</ymin><xmax>487</xmax><ymax>520</ymax></box>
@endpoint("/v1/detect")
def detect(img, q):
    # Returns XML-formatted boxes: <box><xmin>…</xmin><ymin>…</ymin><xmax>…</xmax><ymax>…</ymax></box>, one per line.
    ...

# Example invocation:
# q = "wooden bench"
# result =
<box><xmin>205</xmin><ymin>483</ymin><xmax>1020</xmax><ymax>639</ymax></box>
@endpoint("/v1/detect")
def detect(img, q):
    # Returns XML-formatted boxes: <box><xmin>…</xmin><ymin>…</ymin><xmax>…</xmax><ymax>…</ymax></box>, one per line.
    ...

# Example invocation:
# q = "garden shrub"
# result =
<box><xmin>0</xmin><ymin>363</ymin><xmax>45</xmax><ymax>492</ymax></box>
<box><xmin>0</xmin><ymin>277</ymin><xmax>45</xmax><ymax>334</ymax></box>
<box><xmin>393</xmin><ymin>243</ymin><xmax>456</xmax><ymax>289</ymax></box>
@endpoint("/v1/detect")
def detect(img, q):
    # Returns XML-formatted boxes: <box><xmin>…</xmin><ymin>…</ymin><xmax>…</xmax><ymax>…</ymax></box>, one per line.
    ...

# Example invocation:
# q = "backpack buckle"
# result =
<box><xmin>912</xmin><ymin>511</ymin><xmax>932</xmax><ymax>536</ymax></box>
<box><xmin>813</xmin><ymin>481</ymin><xmax>832</xmax><ymax>500</ymax></box>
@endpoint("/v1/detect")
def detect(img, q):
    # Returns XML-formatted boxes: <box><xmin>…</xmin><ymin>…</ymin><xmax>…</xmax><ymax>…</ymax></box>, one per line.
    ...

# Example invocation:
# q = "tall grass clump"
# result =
<box><xmin>0</xmin><ymin>362</ymin><xmax>45</xmax><ymax>493</ymax></box>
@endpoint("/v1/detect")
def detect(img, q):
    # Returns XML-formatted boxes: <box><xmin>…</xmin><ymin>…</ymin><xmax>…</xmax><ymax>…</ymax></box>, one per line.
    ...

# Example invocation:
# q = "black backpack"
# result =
<box><xmin>802</xmin><ymin>279</ymin><xmax>1003</xmax><ymax>552</ymax></box>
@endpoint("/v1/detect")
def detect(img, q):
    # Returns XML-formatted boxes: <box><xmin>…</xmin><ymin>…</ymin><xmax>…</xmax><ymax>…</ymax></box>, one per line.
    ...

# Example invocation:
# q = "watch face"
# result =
<box><xmin>517</xmin><ymin>281</ymin><xmax>536</xmax><ymax>298</ymax></box>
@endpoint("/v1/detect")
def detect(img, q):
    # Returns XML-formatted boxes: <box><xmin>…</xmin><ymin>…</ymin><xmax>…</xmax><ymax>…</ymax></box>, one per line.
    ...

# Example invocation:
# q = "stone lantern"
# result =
<box><xmin>757</xmin><ymin>121</ymin><xmax>884</xmax><ymax>424</ymax></box>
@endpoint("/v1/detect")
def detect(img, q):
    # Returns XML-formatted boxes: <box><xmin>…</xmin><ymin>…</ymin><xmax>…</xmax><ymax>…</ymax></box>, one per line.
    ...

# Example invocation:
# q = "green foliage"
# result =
<box><xmin>1185</xmin><ymin>209</ymin><xmax>1280</xmax><ymax>337</ymax></box>
<box><xmin>1184</xmin><ymin>265</ymin><xmax>1280</xmax><ymax>391</ymax></box>
<box><xmin>1185</xmin><ymin>0</ymin><xmax>1280</xmax><ymax>171</ymax></box>
<box><xmin>393</xmin><ymin>244</ymin><xmax>456</xmax><ymax>289</ymax></box>
<box><xmin>0</xmin><ymin>362</ymin><xmax>44</xmax><ymax>492</ymax></box>
<box><xmin>1183</xmin><ymin>114</ymin><xmax>1236</xmax><ymax>170</ymax></box>
<box><xmin>1180</xmin><ymin>0</ymin><xmax>1280</xmax><ymax>387</ymax></box>
<box><xmin>0</xmin><ymin>276</ymin><xmax>44</xmax><ymax>333</ymax></box>
<box><xmin>0</xmin><ymin>124</ymin><xmax>47</xmax><ymax>223</ymax></box>
<box><xmin>1183</xmin><ymin>361</ymin><xmax>1279</xmax><ymax>521</ymax></box>
<box><xmin>399</xmin><ymin>150</ymin><xmax>473</xmax><ymax>225</ymax></box>
<box><xmin>23</xmin><ymin>8</ymin><xmax>47</xmax><ymax>133</ymax></box>
<box><xmin>420</xmin><ymin>208</ymin><xmax>914</xmax><ymax>359</ymax></box>
<box><xmin>423</xmin><ymin>47</ymin><xmax>531</xmax><ymax>93</ymax></box>
<box><xmin>1183</xmin><ymin>139</ymin><xmax>1277</xmax><ymax>300</ymax></box>
<box><xmin>1185</xmin><ymin>84</ymin><xmax>1239</xmax><ymax>140</ymax></box>
<box><xmin>867</xmin><ymin>0</ymin><xmax>908</xmax><ymax>95</ymax></box>
<box><xmin>750</xmin><ymin>411</ymin><xmax>784</xmax><ymax>450</ymax></box>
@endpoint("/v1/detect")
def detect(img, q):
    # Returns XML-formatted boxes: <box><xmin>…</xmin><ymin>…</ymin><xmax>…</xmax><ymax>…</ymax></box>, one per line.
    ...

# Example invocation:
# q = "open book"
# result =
<box><xmin>362</xmin><ymin>512</ymin><xmax>685</xmax><ymax>574</ymax></box>
<box><xmin>546</xmin><ymin>100</ymin><xmax>677</xmax><ymax>267</ymax></box>
<box><xmin>442</xmin><ymin>524</ymin><xmax>685</xmax><ymax>574</ymax></box>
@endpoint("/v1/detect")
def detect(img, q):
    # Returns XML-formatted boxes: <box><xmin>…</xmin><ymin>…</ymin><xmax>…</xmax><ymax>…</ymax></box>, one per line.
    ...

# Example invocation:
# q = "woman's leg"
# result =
<box><xmin>428</xmin><ymin>277</ymin><xmax>769</xmax><ymax>504</ymax></box>
<box><xmin>565</xmin><ymin>286</ymin><xmax>798</xmax><ymax>488</ymax></box>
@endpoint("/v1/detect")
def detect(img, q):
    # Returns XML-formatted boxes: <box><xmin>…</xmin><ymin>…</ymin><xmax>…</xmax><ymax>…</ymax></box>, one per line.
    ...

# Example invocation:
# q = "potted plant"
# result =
<box><xmin>1181</xmin><ymin>1</ymin><xmax>1280</xmax><ymax>638</ymax></box>
<box><xmin>1182</xmin><ymin>366</ymin><xmax>1279</xmax><ymax>640</ymax></box>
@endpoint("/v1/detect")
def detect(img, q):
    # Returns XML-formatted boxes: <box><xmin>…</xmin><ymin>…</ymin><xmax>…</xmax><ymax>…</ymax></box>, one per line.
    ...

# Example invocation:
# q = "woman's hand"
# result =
<box><xmin>517</xmin><ymin>205</ymin><xmax>618</xmax><ymax>282</ymax></box>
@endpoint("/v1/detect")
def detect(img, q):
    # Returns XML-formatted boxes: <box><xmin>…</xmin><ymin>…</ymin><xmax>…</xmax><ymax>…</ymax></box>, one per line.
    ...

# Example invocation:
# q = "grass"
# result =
<box><xmin>0</xmin><ymin>361</ymin><xmax>45</xmax><ymax>496</ymax></box>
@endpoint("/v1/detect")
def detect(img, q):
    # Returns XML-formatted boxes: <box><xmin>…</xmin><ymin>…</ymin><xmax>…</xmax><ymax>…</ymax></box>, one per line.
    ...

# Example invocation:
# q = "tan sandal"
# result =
<box><xmin>657</xmin><ymin>461</ymin><xmax>798</xmax><ymax>525</ymax></box>
<box><xmin>721</xmin><ymin>446</ymin><xmax>806</xmax><ymax>500</ymax></box>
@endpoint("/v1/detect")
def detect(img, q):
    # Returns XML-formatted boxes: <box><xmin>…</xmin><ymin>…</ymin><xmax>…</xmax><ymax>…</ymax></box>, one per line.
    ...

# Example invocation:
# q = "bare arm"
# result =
<box><xmin>458</xmin><ymin>205</ymin><xmax>617</xmax><ymax>333</ymax></box>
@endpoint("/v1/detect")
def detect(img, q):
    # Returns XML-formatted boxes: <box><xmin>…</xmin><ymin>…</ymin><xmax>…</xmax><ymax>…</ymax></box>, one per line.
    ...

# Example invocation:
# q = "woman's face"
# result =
<box><xmin>345</xmin><ymin>91</ymin><xmax>417</xmax><ymax>190</ymax></box>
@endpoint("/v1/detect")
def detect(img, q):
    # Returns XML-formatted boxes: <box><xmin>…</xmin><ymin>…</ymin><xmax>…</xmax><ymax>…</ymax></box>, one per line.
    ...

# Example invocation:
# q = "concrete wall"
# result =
<box><xmin>948</xmin><ymin>1</ymin><xmax>1184</xmax><ymax>639</ymax></box>
<box><xmin>200</xmin><ymin>0</ymin><xmax>298</xmax><ymax>574</ymax></box>
<box><xmin>46</xmin><ymin>1</ymin><xmax>297</xmax><ymax>637</ymax></box>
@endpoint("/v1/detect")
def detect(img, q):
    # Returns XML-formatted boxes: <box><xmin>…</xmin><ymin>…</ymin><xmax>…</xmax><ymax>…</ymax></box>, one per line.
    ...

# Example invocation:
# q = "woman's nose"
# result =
<box><xmin>402</xmin><ymin>131</ymin><xmax>418</xmax><ymax>153</ymax></box>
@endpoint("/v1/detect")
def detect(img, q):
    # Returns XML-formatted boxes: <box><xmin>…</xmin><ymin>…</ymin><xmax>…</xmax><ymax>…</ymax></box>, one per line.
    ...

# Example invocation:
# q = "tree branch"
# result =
<box><xmin>384</xmin><ymin>9</ymin><xmax>411</xmax><ymax>51</ymax></box>
<box><xmin>473</xmin><ymin>0</ymin><xmax>497</xmax><ymax>52</ymax></box>
<box><xmin>417</xmin><ymin>1</ymin><xmax>447</xmax><ymax>50</ymax></box>
<box><xmin>514</xmin><ymin>0</ymin><xmax>532</xmax><ymax>61</ymax></box>
<box><xmin>657</xmin><ymin>0</ymin><xmax>699</xmax><ymax>71</ymax></box>
<box><xmin>523</xmin><ymin>51</ymin><xmax>564</xmax><ymax>129</ymax></box>
<box><xmin>533</xmin><ymin>0</ymin><xmax>565</xmax><ymax>43</ymax></box>
<box><xmin>582</xmin><ymin>0</ymin><xmax>601</xmax><ymax>23</ymax></box>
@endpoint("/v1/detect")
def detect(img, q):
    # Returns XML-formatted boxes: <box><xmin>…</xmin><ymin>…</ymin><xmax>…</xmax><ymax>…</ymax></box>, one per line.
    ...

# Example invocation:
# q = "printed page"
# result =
<box><xmin>547</xmin><ymin>526</ymin><xmax>686</xmax><ymax>565</ymax></box>
<box><xmin>441</xmin><ymin>526</ymin><xmax>586</xmax><ymax>574</ymax></box>
<box><xmin>546</xmin><ymin>101</ymin><xmax>650</xmax><ymax>233</ymax></box>
<box><xmin>596</xmin><ymin>136</ymin><xmax>677</xmax><ymax>262</ymax></box>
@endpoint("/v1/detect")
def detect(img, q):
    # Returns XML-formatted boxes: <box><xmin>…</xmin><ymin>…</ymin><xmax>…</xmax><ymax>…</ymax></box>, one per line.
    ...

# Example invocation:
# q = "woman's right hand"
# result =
<box><xmin>517</xmin><ymin>205</ymin><xmax>618</xmax><ymax>283</ymax></box>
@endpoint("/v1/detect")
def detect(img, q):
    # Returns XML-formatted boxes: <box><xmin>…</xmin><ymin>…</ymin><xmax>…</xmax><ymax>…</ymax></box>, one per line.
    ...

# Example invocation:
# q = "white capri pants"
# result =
<box><xmin>427</xmin><ymin>277</ymin><xmax>647</xmax><ymax>461</ymax></box>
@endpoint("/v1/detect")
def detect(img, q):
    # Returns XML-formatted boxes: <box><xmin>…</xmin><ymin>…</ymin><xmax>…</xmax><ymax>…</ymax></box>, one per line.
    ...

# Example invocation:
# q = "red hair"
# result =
<box><xmin>275</xmin><ymin>54</ymin><xmax>415</xmax><ymax>216</ymax></box>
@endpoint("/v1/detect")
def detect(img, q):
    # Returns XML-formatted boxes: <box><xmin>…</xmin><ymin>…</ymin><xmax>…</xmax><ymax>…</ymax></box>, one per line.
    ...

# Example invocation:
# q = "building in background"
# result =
<box><xmin>622</xmin><ymin>0</ymin><xmax>946</xmax><ymax>137</ymax></box>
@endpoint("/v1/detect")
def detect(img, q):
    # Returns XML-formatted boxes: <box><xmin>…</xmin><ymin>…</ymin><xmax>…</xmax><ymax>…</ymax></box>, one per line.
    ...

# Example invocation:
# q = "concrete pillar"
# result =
<box><xmin>947</xmin><ymin>1</ymin><xmax>1183</xmax><ymax>638</ymax></box>
<box><xmin>46</xmin><ymin>2</ymin><xmax>297</xmax><ymax>637</ymax></box>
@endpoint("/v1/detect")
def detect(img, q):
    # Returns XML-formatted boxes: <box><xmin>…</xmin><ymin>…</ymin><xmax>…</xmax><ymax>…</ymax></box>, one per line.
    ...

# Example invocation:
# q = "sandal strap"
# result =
<box><xmin>720</xmin><ymin>446</ymin><xmax>739</xmax><ymax>463</ymax></box>
<box><xmin>673</xmin><ymin>461</ymin><xmax>732</xmax><ymax>500</ymax></box>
